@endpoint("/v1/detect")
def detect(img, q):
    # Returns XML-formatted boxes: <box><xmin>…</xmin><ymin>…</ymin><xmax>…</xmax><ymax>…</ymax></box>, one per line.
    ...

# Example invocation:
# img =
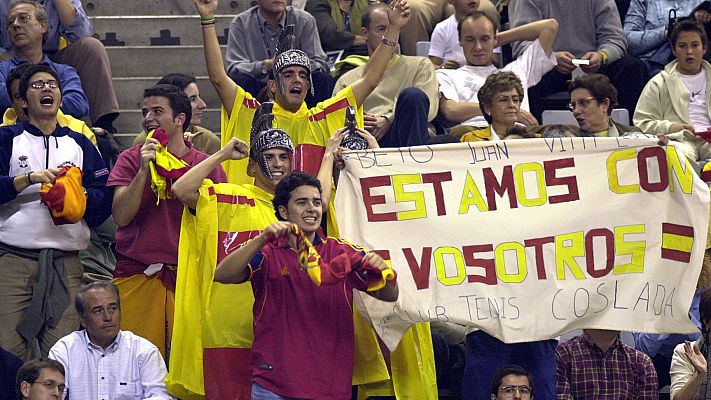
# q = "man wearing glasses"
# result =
<box><xmin>0</xmin><ymin>0</ymin><xmax>88</xmax><ymax>120</ymax></box>
<box><xmin>568</xmin><ymin>74</ymin><xmax>640</xmax><ymax>137</ymax></box>
<box><xmin>15</xmin><ymin>358</ymin><xmax>66</xmax><ymax>400</ymax></box>
<box><xmin>490</xmin><ymin>365</ymin><xmax>534</xmax><ymax>400</ymax></box>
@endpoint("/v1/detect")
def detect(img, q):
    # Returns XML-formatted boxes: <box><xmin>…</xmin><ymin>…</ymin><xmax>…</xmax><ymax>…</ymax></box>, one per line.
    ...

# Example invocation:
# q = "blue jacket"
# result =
<box><xmin>0</xmin><ymin>55</ymin><xmax>89</xmax><ymax>119</ymax></box>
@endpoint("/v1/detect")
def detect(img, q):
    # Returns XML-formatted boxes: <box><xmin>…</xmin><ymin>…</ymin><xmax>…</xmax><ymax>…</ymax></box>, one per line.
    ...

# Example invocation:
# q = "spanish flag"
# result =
<box><xmin>661</xmin><ymin>222</ymin><xmax>694</xmax><ymax>262</ymax></box>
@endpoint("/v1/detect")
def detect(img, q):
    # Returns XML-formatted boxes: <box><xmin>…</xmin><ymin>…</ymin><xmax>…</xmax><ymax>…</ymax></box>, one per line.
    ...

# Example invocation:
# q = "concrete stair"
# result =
<box><xmin>87</xmin><ymin>0</ymin><xmax>254</xmax><ymax>145</ymax></box>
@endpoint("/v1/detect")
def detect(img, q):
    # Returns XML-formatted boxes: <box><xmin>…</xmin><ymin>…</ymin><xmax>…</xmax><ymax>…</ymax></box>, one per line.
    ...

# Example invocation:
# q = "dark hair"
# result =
<box><xmin>272</xmin><ymin>171</ymin><xmax>322</xmax><ymax>221</ymax></box>
<box><xmin>8</xmin><ymin>0</ymin><xmax>49</xmax><ymax>44</ymax></box>
<box><xmin>15</xmin><ymin>358</ymin><xmax>64</xmax><ymax>400</ymax></box>
<box><xmin>700</xmin><ymin>289</ymin><xmax>711</xmax><ymax>331</ymax></box>
<box><xmin>7</xmin><ymin>64</ymin><xmax>32</xmax><ymax>101</ymax></box>
<box><xmin>157</xmin><ymin>73</ymin><xmax>197</xmax><ymax>91</ymax></box>
<box><xmin>143</xmin><ymin>84</ymin><xmax>192</xmax><ymax>131</ymax></box>
<box><xmin>477</xmin><ymin>71</ymin><xmax>524</xmax><ymax>124</ymax></box>
<box><xmin>568</xmin><ymin>74</ymin><xmax>617</xmax><ymax>115</ymax></box>
<box><xmin>458</xmin><ymin>11</ymin><xmax>499</xmax><ymax>40</ymax></box>
<box><xmin>669</xmin><ymin>19</ymin><xmax>708</xmax><ymax>48</ymax></box>
<box><xmin>541</xmin><ymin>124</ymin><xmax>582</xmax><ymax>138</ymax></box>
<box><xmin>18</xmin><ymin>64</ymin><xmax>61</xmax><ymax>102</ymax></box>
<box><xmin>502</xmin><ymin>125</ymin><xmax>534</xmax><ymax>139</ymax></box>
<box><xmin>75</xmin><ymin>281</ymin><xmax>121</xmax><ymax>317</ymax></box>
<box><xmin>361</xmin><ymin>2</ymin><xmax>390</xmax><ymax>29</ymax></box>
<box><xmin>490</xmin><ymin>364</ymin><xmax>533</xmax><ymax>396</ymax></box>
<box><xmin>428</xmin><ymin>134</ymin><xmax>461</xmax><ymax>145</ymax></box>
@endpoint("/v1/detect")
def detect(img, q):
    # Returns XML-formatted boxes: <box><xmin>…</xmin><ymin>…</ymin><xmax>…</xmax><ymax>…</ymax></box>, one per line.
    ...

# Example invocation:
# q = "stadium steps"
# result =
<box><xmin>86</xmin><ymin>0</ymin><xmax>254</xmax><ymax>145</ymax></box>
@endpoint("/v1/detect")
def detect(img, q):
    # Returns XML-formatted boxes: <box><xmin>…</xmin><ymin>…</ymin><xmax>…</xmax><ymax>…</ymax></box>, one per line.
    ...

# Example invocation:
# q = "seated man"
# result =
<box><xmin>490</xmin><ymin>365</ymin><xmax>534</xmax><ymax>400</ymax></box>
<box><xmin>49</xmin><ymin>282</ymin><xmax>173</xmax><ymax>399</ymax></box>
<box><xmin>634</xmin><ymin>19</ymin><xmax>711</xmax><ymax>164</ymax></box>
<box><xmin>334</xmin><ymin>2</ymin><xmax>439</xmax><ymax>147</ymax></box>
<box><xmin>109</xmin><ymin>84</ymin><xmax>226</xmax><ymax>358</ymax></box>
<box><xmin>624</xmin><ymin>0</ymin><xmax>709</xmax><ymax>76</ymax></box>
<box><xmin>459</xmin><ymin>71</ymin><xmax>525</xmax><ymax>142</ymax></box>
<box><xmin>428</xmin><ymin>0</ymin><xmax>497</xmax><ymax>70</ymax></box>
<box><xmin>569</xmin><ymin>73</ymin><xmax>640</xmax><ymax>136</ymax></box>
<box><xmin>15</xmin><ymin>358</ymin><xmax>65</xmax><ymax>400</ymax></box>
<box><xmin>134</xmin><ymin>73</ymin><xmax>221</xmax><ymax>155</ymax></box>
<box><xmin>556</xmin><ymin>329</ymin><xmax>658</xmax><ymax>399</ymax></box>
<box><xmin>0</xmin><ymin>1</ymin><xmax>87</xmax><ymax>119</ymax></box>
<box><xmin>305</xmin><ymin>0</ymin><xmax>369</xmax><ymax>57</ymax></box>
<box><xmin>510</xmin><ymin>0</ymin><xmax>648</xmax><ymax>119</ymax></box>
<box><xmin>437</xmin><ymin>12</ymin><xmax>557</xmax><ymax>136</ymax></box>
<box><xmin>225</xmin><ymin>0</ymin><xmax>333</xmax><ymax>107</ymax></box>
<box><xmin>0</xmin><ymin>63</ymin><xmax>111</xmax><ymax>360</ymax></box>
<box><xmin>213</xmin><ymin>171</ymin><xmax>398</xmax><ymax>399</ymax></box>
<box><xmin>0</xmin><ymin>0</ymin><xmax>119</xmax><ymax>132</ymax></box>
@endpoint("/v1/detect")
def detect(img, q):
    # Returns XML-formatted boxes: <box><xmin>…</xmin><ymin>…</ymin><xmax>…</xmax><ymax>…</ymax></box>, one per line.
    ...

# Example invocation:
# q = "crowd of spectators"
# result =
<box><xmin>3</xmin><ymin>0</ymin><xmax>711</xmax><ymax>398</ymax></box>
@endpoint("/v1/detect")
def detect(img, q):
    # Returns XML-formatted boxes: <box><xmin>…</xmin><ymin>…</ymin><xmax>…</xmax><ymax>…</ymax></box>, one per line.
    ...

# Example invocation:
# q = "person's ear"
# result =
<box><xmin>278</xmin><ymin>205</ymin><xmax>288</xmax><ymax>220</ymax></box>
<box><xmin>20</xmin><ymin>381</ymin><xmax>31</xmax><ymax>398</ymax></box>
<box><xmin>175</xmin><ymin>112</ymin><xmax>186</xmax><ymax>129</ymax></box>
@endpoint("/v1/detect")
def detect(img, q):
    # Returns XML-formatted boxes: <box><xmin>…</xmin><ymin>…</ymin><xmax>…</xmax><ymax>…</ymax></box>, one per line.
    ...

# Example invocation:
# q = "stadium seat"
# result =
<box><xmin>416</xmin><ymin>41</ymin><xmax>430</xmax><ymax>57</ymax></box>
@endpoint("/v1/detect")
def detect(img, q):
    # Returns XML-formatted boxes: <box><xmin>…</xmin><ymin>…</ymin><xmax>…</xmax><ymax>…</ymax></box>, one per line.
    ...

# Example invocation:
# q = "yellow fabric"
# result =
<box><xmin>113</xmin><ymin>275</ymin><xmax>175</xmax><ymax>359</ymax></box>
<box><xmin>221</xmin><ymin>85</ymin><xmax>363</xmax><ymax>185</ymax></box>
<box><xmin>2</xmin><ymin>108</ymin><xmax>96</xmax><ymax>145</ymax></box>
<box><xmin>168</xmin><ymin>181</ymin><xmax>276</xmax><ymax>398</ymax></box>
<box><xmin>356</xmin><ymin>323</ymin><xmax>438</xmax><ymax>399</ymax></box>
<box><xmin>221</xmin><ymin>85</ymin><xmax>361</xmax><ymax>236</ymax></box>
<box><xmin>39</xmin><ymin>165</ymin><xmax>86</xmax><ymax>224</ymax></box>
<box><xmin>460</xmin><ymin>126</ymin><xmax>494</xmax><ymax>142</ymax></box>
<box><xmin>145</xmin><ymin>130</ymin><xmax>189</xmax><ymax>204</ymax></box>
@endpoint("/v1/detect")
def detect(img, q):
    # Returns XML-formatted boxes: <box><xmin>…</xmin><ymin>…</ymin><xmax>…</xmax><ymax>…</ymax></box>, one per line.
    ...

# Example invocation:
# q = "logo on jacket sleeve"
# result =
<box><xmin>18</xmin><ymin>155</ymin><xmax>28</xmax><ymax>168</ymax></box>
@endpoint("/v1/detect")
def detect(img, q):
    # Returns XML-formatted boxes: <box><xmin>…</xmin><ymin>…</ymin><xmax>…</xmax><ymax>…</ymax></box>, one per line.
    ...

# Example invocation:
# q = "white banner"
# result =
<box><xmin>334</xmin><ymin>136</ymin><xmax>710</xmax><ymax>350</ymax></box>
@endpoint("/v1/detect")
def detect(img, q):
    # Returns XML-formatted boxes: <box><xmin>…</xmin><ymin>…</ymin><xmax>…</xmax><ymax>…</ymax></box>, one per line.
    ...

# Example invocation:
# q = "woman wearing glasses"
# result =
<box><xmin>567</xmin><ymin>73</ymin><xmax>640</xmax><ymax>137</ymax></box>
<box><xmin>460</xmin><ymin>71</ymin><xmax>526</xmax><ymax>142</ymax></box>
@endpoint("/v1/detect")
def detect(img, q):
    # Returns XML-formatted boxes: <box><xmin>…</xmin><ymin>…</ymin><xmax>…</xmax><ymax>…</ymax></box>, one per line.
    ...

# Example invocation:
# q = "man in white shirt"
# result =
<box><xmin>48</xmin><ymin>282</ymin><xmax>173</xmax><ymax>400</ymax></box>
<box><xmin>437</xmin><ymin>11</ymin><xmax>557</xmax><ymax>134</ymax></box>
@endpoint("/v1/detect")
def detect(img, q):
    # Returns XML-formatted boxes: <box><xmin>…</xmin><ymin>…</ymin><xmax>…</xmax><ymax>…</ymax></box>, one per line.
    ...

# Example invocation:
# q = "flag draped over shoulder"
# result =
<box><xmin>167</xmin><ymin>180</ymin><xmax>275</xmax><ymax>398</ymax></box>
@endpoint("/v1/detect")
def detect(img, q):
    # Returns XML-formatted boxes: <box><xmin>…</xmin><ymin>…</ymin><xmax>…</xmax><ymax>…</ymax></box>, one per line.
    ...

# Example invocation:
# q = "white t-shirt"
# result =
<box><xmin>428</xmin><ymin>14</ymin><xmax>501</xmax><ymax>68</ymax></box>
<box><xmin>680</xmin><ymin>70</ymin><xmax>711</xmax><ymax>132</ymax></box>
<box><xmin>437</xmin><ymin>38</ymin><xmax>556</xmax><ymax>127</ymax></box>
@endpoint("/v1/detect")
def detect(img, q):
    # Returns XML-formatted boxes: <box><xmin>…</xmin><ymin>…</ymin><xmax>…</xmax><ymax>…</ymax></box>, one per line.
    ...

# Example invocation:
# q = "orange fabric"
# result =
<box><xmin>113</xmin><ymin>275</ymin><xmax>175</xmax><ymax>359</ymax></box>
<box><xmin>39</xmin><ymin>165</ymin><xmax>86</xmax><ymax>225</ymax></box>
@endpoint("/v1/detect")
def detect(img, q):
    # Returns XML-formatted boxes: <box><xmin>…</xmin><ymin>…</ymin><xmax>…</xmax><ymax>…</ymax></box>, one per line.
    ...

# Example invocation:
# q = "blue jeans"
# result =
<box><xmin>251</xmin><ymin>383</ymin><xmax>297</xmax><ymax>400</ymax></box>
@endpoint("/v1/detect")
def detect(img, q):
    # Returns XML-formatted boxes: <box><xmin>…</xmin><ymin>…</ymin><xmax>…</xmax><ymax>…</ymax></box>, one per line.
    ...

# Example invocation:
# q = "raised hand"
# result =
<box><xmin>220</xmin><ymin>137</ymin><xmax>249</xmax><ymax>160</ymax></box>
<box><xmin>684</xmin><ymin>341</ymin><xmax>708</xmax><ymax>375</ymax></box>
<box><xmin>194</xmin><ymin>0</ymin><xmax>218</xmax><ymax>18</ymax></box>
<box><xmin>387</xmin><ymin>0</ymin><xmax>411</xmax><ymax>30</ymax></box>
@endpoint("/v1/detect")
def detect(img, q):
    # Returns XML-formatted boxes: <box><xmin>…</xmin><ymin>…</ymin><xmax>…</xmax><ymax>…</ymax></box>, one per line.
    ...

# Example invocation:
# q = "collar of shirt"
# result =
<box><xmin>10</xmin><ymin>54</ymin><xmax>51</xmax><ymax>67</ymax></box>
<box><xmin>581</xmin><ymin>332</ymin><xmax>623</xmax><ymax>357</ymax></box>
<box><xmin>82</xmin><ymin>329</ymin><xmax>121</xmax><ymax>354</ymax></box>
<box><xmin>256</xmin><ymin>8</ymin><xmax>287</xmax><ymax>33</ymax></box>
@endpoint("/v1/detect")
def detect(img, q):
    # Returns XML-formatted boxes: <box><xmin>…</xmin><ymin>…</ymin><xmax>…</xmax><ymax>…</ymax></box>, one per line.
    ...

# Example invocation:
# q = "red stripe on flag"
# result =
<box><xmin>215</xmin><ymin>194</ymin><xmax>256</xmax><ymax>207</ymax></box>
<box><xmin>661</xmin><ymin>248</ymin><xmax>691</xmax><ymax>263</ymax></box>
<box><xmin>243</xmin><ymin>97</ymin><xmax>259</xmax><ymax>109</ymax></box>
<box><xmin>295</xmin><ymin>144</ymin><xmax>325</xmax><ymax>176</ymax></box>
<box><xmin>662</xmin><ymin>223</ymin><xmax>694</xmax><ymax>237</ymax></box>
<box><xmin>308</xmin><ymin>98</ymin><xmax>350</xmax><ymax>122</ymax></box>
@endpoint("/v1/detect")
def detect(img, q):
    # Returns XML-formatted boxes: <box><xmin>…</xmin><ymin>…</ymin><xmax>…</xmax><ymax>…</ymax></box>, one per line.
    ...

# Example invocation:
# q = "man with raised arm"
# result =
<box><xmin>194</xmin><ymin>0</ymin><xmax>410</xmax><ymax>184</ymax></box>
<box><xmin>437</xmin><ymin>12</ymin><xmax>558</xmax><ymax>137</ymax></box>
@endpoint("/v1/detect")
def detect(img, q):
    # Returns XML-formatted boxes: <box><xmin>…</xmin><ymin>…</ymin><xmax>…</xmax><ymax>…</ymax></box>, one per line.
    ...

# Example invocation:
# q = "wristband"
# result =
<box><xmin>200</xmin><ymin>17</ymin><xmax>216</xmax><ymax>26</ymax></box>
<box><xmin>598</xmin><ymin>50</ymin><xmax>609</xmax><ymax>66</ymax></box>
<box><xmin>381</xmin><ymin>36</ymin><xmax>397</xmax><ymax>47</ymax></box>
<box><xmin>26</xmin><ymin>171</ymin><xmax>32</xmax><ymax>186</ymax></box>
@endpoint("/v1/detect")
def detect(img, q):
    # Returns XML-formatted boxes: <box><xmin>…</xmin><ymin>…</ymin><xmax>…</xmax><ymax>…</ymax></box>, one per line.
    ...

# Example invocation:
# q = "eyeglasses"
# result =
<box><xmin>29</xmin><ymin>80</ymin><xmax>58</xmax><ymax>90</ymax></box>
<box><xmin>568</xmin><ymin>96</ymin><xmax>596</xmax><ymax>111</ymax></box>
<box><xmin>32</xmin><ymin>380</ymin><xmax>68</xmax><ymax>395</ymax></box>
<box><xmin>499</xmin><ymin>385</ymin><xmax>532</xmax><ymax>398</ymax></box>
<box><xmin>7</xmin><ymin>13</ymin><xmax>32</xmax><ymax>26</ymax></box>
<box><xmin>495</xmin><ymin>95</ymin><xmax>522</xmax><ymax>105</ymax></box>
